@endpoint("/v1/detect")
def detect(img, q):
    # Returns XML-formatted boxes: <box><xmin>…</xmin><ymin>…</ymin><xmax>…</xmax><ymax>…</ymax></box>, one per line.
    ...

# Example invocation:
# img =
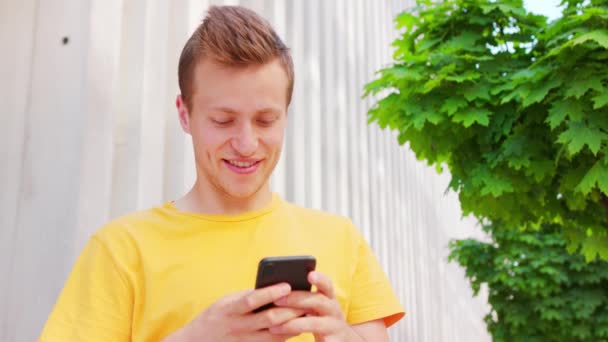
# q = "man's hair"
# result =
<box><xmin>178</xmin><ymin>5</ymin><xmax>294</xmax><ymax>110</ymax></box>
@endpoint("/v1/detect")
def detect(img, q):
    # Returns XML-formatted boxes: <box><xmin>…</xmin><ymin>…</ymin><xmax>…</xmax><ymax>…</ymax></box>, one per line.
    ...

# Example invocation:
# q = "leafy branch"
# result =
<box><xmin>365</xmin><ymin>0</ymin><xmax>608</xmax><ymax>261</ymax></box>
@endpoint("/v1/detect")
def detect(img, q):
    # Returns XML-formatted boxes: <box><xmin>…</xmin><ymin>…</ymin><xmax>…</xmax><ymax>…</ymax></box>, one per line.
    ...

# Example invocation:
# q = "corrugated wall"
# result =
<box><xmin>0</xmin><ymin>0</ymin><xmax>491</xmax><ymax>341</ymax></box>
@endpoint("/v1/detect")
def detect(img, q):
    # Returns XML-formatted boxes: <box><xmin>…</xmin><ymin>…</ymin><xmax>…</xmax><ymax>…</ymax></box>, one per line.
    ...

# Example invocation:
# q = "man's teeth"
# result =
<box><xmin>228</xmin><ymin>160</ymin><xmax>256</xmax><ymax>168</ymax></box>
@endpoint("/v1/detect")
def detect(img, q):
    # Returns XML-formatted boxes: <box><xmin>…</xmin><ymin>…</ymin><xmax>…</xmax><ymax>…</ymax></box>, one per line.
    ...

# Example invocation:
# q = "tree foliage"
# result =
<box><xmin>449</xmin><ymin>224</ymin><xmax>608</xmax><ymax>341</ymax></box>
<box><xmin>364</xmin><ymin>0</ymin><xmax>608</xmax><ymax>260</ymax></box>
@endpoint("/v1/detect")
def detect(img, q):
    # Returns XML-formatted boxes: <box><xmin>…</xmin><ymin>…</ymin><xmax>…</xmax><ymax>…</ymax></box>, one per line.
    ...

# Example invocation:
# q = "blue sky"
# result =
<box><xmin>524</xmin><ymin>0</ymin><xmax>563</xmax><ymax>20</ymax></box>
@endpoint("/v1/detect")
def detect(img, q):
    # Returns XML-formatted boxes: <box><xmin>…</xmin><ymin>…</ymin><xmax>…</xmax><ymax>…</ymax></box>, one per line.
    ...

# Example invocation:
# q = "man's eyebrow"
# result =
<box><xmin>256</xmin><ymin>108</ymin><xmax>281</xmax><ymax>114</ymax></box>
<box><xmin>209</xmin><ymin>106</ymin><xmax>239</xmax><ymax>114</ymax></box>
<box><xmin>209</xmin><ymin>106</ymin><xmax>281</xmax><ymax>114</ymax></box>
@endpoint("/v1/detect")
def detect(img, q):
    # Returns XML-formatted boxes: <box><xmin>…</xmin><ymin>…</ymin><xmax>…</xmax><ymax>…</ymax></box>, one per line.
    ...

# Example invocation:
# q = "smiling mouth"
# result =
<box><xmin>226</xmin><ymin>160</ymin><xmax>259</xmax><ymax>168</ymax></box>
<box><xmin>223</xmin><ymin>159</ymin><xmax>262</xmax><ymax>174</ymax></box>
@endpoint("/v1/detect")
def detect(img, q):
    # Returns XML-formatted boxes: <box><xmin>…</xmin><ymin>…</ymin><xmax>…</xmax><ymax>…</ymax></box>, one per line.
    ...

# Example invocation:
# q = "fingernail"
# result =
<box><xmin>279</xmin><ymin>283</ymin><xmax>291</xmax><ymax>295</ymax></box>
<box><xmin>309</xmin><ymin>272</ymin><xmax>317</xmax><ymax>282</ymax></box>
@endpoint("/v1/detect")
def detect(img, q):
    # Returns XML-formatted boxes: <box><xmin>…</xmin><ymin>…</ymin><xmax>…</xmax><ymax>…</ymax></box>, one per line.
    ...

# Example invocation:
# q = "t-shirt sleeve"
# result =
<box><xmin>346</xmin><ymin>223</ymin><xmax>405</xmax><ymax>327</ymax></box>
<box><xmin>39</xmin><ymin>236</ymin><xmax>133</xmax><ymax>341</ymax></box>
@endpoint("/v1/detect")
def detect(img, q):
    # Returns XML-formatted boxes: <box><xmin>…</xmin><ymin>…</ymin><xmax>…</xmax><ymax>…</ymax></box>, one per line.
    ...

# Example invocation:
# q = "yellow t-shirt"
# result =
<box><xmin>40</xmin><ymin>194</ymin><xmax>404</xmax><ymax>341</ymax></box>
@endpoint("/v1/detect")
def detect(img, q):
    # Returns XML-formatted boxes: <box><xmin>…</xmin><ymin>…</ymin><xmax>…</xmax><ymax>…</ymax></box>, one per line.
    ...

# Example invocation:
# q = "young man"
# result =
<box><xmin>40</xmin><ymin>6</ymin><xmax>404</xmax><ymax>342</ymax></box>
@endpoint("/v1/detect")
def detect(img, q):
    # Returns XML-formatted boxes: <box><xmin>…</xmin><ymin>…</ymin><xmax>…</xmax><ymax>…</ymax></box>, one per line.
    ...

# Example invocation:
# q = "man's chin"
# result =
<box><xmin>222</xmin><ymin>183</ymin><xmax>266</xmax><ymax>200</ymax></box>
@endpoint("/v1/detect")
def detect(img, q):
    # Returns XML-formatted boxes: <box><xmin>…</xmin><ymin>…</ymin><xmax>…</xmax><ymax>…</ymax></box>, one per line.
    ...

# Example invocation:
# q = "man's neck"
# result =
<box><xmin>174</xmin><ymin>180</ymin><xmax>273</xmax><ymax>216</ymax></box>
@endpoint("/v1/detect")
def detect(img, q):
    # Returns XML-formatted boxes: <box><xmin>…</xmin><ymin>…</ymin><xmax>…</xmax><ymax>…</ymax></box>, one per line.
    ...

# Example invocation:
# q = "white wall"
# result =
<box><xmin>0</xmin><ymin>0</ymin><xmax>491</xmax><ymax>341</ymax></box>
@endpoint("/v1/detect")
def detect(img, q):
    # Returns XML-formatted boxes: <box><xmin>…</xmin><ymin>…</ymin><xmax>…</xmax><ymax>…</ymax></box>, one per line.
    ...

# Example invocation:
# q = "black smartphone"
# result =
<box><xmin>253</xmin><ymin>255</ymin><xmax>316</xmax><ymax>312</ymax></box>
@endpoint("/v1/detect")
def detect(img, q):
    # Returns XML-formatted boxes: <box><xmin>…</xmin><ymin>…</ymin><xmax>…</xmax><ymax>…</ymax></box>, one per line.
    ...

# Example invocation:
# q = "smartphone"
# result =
<box><xmin>253</xmin><ymin>255</ymin><xmax>316</xmax><ymax>312</ymax></box>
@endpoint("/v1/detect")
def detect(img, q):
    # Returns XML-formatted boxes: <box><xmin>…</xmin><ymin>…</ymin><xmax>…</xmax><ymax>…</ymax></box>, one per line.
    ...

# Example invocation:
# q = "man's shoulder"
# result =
<box><xmin>93</xmin><ymin>204</ymin><xmax>169</xmax><ymax>245</ymax></box>
<box><xmin>281</xmin><ymin>201</ymin><xmax>357</xmax><ymax>232</ymax></box>
<box><xmin>283</xmin><ymin>201</ymin><xmax>345</xmax><ymax>220</ymax></box>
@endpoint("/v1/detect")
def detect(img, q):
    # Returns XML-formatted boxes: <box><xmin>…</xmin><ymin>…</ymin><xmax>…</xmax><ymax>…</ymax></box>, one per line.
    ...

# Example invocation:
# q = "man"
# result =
<box><xmin>40</xmin><ymin>6</ymin><xmax>404</xmax><ymax>342</ymax></box>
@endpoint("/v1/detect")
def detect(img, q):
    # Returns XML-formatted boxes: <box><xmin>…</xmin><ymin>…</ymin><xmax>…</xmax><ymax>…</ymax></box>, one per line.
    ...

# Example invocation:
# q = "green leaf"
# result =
<box><xmin>418</xmin><ymin>36</ymin><xmax>442</xmax><ymax>51</ymax></box>
<box><xmin>440</xmin><ymin>97</ymin><xmax>468</xmax><ymax>115</ymax></box>
<box><xmin>576</xmin><ymin>160</ymin><xmax>608</xmax><ymax>195</ymax></box>
<box><xmin>480</xmin><ymin>4</ymin><xmax>498</xmax><ymax>14</ymax></box>
<box><xmin>453</xmin><ymin>108</ymin><xmax>492</xmax><ymax>127</ymax></box>
<box><xmin>463</xmin><ymin>82</ymin><xmax>491</xmax><ymax>102</ymax></box>
<box><xmin>546</xmin><ymin>99</ymin><xmax>584</xmax><ymax>129</ymax></box>
<box><xmin>564</xmin><ymin>77</ymin><xmax>605</xmax><ymax>99</ymax></box>
<box><xmin>522</xmin><ymin>77</ymin><xmax>562</xmax><ymax>107</ymax></box>
<box><xmin>470</xmin><ymin>166</ymin><xmax>514</xmax><ymax>196</ymax></box>
<box><xmin>386</xmin><ymin>65</ymin><xmax>422</xmax><ymax>81</ymax></box>
<box><xmin>422</xmin><ymin>76</ymin><xmax>445</xmax><ymax>93</ymax></box>
<box><xmin>512</xmin><ymin>65</ymin><xmax>552</xmax><ymax>84</ymax></box>
<box><xmin>581</xmin><ymin>235</ymin><xmax>608</xmax><ymax>262</ymax></box>
<box><xmin>446</xmin><ymin>70</ymin><xmax>481</xmax><ymax>83</ymax></box>
<box><xmin>571</xmin><ymin>324</ymin><xmax>592</xmax><ymax>339</ymax></box>
<box><xmin>571</xmin><ymin>29</ymin><xmax>608</xmax><ymax>49</ymax></box>
<box><xmin>592</xmin><ymin>92</ymin><xmax>608</xmax><ymax>109</ymax></box>
<box><xmin>444</xmin><ymin>31</ymin><xmax>481</xmax><ymax>52</ymax></box>
<box><xmin>490</xmin><ymin>182</ymin><xmax>520</xmax><ymax>198</ymax></box>
<box><xmin>411</xmin><ymin>110</ymin><xmax>444</xmax><ymax>129</ymax></box>
<box><xmin>490</xmin><ymin>81</ymin><xmax>517</xmax><ymax>95</ymax></box>
<box><xmin>395</xmin><ymin>12</ymin><xmax>417</xmax><ymax>31</ymax></box>
<box><xmin>557</xmin><ymin>121</ymin><xmax>607</xmax><ymax>155</ymax></box>
<box><xmin>527</xmin><ymin>160</ymin><xmax>555</xmax><ymax>182</ymax></box>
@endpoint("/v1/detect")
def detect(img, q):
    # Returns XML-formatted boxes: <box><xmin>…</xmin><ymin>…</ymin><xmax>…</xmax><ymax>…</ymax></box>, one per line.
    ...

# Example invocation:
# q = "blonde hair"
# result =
<box><xmin>178</xmin><ymin>5</ymin><xmax>294</xmax><ymax>109</ymax></box>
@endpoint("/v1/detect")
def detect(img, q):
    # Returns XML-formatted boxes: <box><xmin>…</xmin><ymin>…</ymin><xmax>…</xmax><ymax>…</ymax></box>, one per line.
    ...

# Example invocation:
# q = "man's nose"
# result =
<box><xmin>231</xmin><ymin>122</ymin><xmax>258</xmax><ymax>156</ymax></box>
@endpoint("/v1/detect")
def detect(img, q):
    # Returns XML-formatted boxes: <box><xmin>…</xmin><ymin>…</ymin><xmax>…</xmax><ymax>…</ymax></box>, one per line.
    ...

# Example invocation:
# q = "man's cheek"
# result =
<box><xmin>265</xmin><ymin>131</ymin><xmax>285</xmax><ymax>150</ymax></box>
<box><xmin>198</xmin><ymin>131</ymin><xmax>228</xmax><ymax>151</ymax></box>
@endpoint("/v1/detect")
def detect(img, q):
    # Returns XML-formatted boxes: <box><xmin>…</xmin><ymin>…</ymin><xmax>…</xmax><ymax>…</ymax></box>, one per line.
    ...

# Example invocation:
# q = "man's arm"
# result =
<box><xmin>351</xmin><ymin>319</ymin><xmax>389</xmax><ymax>342</ymax></box>
<box><xmin>39</xmin><ymin>237</ymin><xmax>133</xmax><ymax>341</ymax></box>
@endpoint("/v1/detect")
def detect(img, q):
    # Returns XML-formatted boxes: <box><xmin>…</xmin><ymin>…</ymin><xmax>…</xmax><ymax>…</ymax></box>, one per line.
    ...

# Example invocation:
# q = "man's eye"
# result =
<box><xmin>257</xmin><ymin>118</ymin><xmax>276</xmax><ymax>126</ymax></box>
<box><xmin>212</xmin><ymin>119</ymin><xmax>233</xmax><ymax>125</ymax></box>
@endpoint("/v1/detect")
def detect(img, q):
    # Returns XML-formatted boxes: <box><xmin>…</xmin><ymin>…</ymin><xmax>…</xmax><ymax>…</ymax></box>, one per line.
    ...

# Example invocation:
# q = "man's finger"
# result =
<box><xmin>274</xmin><ymin>291</ymin><xmax>338</xmax><ymax>317</ymax></box>
<box><xmin>232</xmin><ymin>283</ymin><xmax>291</xmax><ymax>314</ymax></box>
<box><xmin>216</xmin><ymin>289</ymin><xmax>254</xmax><ymax>310</ymax></box>
<box><xmin>247</xmin><ymin>307</ymin><xmax>307</xmax><ymax>331</ymax></box>
<box><xmin>269</xmin><ymin>316</ymin><xmax>339</xmax><ymax>336</ymax></box>
<box><xmin>308</xmin><ymin>271</ymin><xmax>335</xmax><ymax>299</ymax></box>
<box><xmin>240</xmin><ymin>330</ymin><xmax>299</xmax><ymax>342</ymax></box>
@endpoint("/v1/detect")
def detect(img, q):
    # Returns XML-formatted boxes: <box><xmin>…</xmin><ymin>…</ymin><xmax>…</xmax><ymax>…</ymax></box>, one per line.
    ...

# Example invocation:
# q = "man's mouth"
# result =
<box><xmin>227</xmin><ymin>160</ymin><xmax>257</xmax><ymax>168</ymax></box>
<box><xmin>223</xmin><ymin>159</ymin><xmax>262</xmax><ymax>174</ymax></box>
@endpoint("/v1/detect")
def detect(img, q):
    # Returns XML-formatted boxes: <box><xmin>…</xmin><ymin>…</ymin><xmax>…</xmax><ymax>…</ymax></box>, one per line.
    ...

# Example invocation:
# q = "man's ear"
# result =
<box><xmin>176</xmin><ymin>94</ymin><xmax>191</xmax><ymax>134</ymax></box>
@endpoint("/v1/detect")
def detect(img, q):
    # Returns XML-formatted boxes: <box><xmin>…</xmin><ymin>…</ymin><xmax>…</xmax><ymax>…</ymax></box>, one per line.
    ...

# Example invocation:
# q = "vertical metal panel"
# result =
<box><xmin>110</xmin><ymin>0</ymin><xmax>145</xmax><ymax>217</ymax></box>
<box><xmin>355</xmin><ymin>0</ymin><xmax>372</xmax><ymax>239</ymax></box>
<box><xmin>162</xmin><ymin>0</ymin><xmax>189</xmax><ymax>202</ymax></box>
<box><xmin>344</xmin><ymin>0</ymin><xmax>359</xmax><ymax>224</ymax></box>
<box><xmin>305</xmin><ymin>0</ymin><xmax>323</xmax><ymax>211</ymax></box>
<box><xmin>335</xmin><ymin>0</ymin><xmax>350</xmax><ymax>218</ymax></box>
<box><xmin>136</xmin><ymin>0</ymin><xmax>170</xmax><ymax>209</ymax></box>
<box><xmin>0</xmin><ymin>1</ymin><xmax>37</xmax><ymax>340</ymax></box>
<box><xmin>72</xmin><ymin>0</ymin><xmax>123</xmax><ymax>258</ymax></box>
<box><xmin>0</xmin><ymin>1</ymin><xmax>493</xmax><ymax>341</ymax></box>
<box><xmin>2</xmin><ymin>1</ymin><xmax>91</xmax><ymax>341</ymax></box>
<box><xmin>285</xmin><ymin>0</ymin><xmax>308</xmax><ymax>206</ymax></box>
<box><xmin>319</xmin><ymin>0</ymin><xmax>338</xmax><ymax>215</ymax></box>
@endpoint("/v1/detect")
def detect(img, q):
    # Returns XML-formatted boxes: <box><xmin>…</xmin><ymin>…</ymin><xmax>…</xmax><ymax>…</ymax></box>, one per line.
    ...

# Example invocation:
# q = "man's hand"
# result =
<box><xmin>163</xmin><ymin>283</ymin><xmax>305</xmax><ymax>342</ymax></box>
<box><xmin>268</xmin><ymin>271</ymin><xmax>365</xmax><ymax>342</ymax></box>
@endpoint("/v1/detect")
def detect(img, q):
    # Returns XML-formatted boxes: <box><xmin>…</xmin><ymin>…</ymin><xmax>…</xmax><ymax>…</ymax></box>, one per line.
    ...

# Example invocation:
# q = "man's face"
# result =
<box><xmin>178</xmin><ymin>58</ymin><xmax>288</xmax><ymax>200</ymax></box>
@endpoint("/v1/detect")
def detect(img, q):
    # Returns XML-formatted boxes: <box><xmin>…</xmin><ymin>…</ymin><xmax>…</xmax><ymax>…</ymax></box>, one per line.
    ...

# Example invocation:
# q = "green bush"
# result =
<box><xmin>449</xmin><ymin>224</ymin><xmax>608</xmax><ymax>341</ymax></box>
<box><xmin>364</xmin><ymin>0</ymin><xmax>608</xmax><ymax>260</ymax></box>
